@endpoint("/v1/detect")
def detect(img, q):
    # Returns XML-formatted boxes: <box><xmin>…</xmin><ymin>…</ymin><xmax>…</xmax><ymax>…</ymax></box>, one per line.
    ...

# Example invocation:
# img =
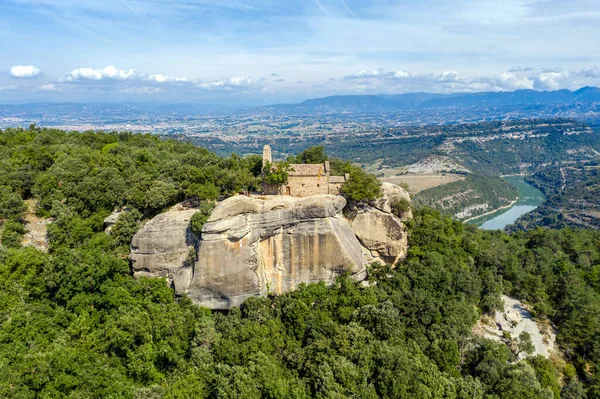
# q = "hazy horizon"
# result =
<box><xmin>2</xmin><ymin>0</ymin><xmax>600</xmax><ymax>104</ymax></box>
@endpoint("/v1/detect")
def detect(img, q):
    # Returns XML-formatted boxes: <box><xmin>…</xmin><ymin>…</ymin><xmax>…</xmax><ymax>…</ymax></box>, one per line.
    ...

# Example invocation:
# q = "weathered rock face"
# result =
<box><xmin>130</xmin><ymin>209</ymin><xmax>198</xmax><ymax>294</ymax></box>
<box><xmin>347</xmin><ymin>208</ymin><xmax>407</xmax><ymax>266</ymax></box>
<box><xmin>189</xmin><ymin>195</ymin><xmax>366</xmax><ymax>309</ymax></box>
<box><xmin>375</xmin><ymin>182</ymin><xmax>413</xmax><ymax>221</ymax></box>
<box><xmin>129</xmin><ymin>186</ymin><xmax>411</xmax><ymax>309</ymax></box>
<box><xmin>347</xmin><ymin>183</ymin><xmax>410</xmax><ymax>266</ymax></box>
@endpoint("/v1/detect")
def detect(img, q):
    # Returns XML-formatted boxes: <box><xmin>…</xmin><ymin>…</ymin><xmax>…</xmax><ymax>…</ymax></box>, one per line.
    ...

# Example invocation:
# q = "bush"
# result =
<box><xmin>0</xmin><ymin>186</ymin><xmax>26</xmax><ymax>221</ymax></box>
<box><xmin>339</xmin><ymin>165</ymin><xmax>382</xmax><ymax>202</ymax></box>
<box><xmin>1</xmin><ymin>220</ymin><xmax>26</xmax><ymax>248</ymax></box>
<box><xmin>190</xmin><ymin>201</ymin><xmax>216</xmax><ymax>236</ymax></box>
<box><xmin>262</xmin><ymin>161</ymin><xmax>294</xmax><ymax>186</ymax></box>
<box><xmin>391</xmin><ymin>198</ymin><xmax>411</xmax><ymax>216</ymax></box>
<box><xmin>111</xmin><ymin>209</ymin><xmax>143</xmax><ymax>247</ymax></box>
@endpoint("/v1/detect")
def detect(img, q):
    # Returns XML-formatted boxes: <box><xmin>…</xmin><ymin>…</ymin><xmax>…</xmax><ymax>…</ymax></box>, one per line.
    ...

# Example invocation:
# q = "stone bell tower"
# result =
<box><xmin>262</xmin><ymin>145</ymin><xmax>272</xmax><ymax>168</ymax></box>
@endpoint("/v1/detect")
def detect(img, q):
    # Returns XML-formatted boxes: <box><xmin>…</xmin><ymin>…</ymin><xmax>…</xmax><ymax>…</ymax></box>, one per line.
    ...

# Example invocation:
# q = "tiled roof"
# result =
<box><xmin>329</xmin><ymin>176</ymin><xmax>346</xmax><ymax>183</ymax></box>
<box><xmin>288</xmin><ymin>164</ymin><xmax>325</xmax><ymax>176</ymax></box>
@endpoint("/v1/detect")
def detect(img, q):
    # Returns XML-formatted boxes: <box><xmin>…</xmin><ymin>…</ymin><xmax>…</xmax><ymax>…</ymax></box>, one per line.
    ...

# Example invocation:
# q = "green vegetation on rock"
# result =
<box><xmin>189</xmin><ymin>201</ymin><xmax>216</xmax><ymax>236</ymax></box>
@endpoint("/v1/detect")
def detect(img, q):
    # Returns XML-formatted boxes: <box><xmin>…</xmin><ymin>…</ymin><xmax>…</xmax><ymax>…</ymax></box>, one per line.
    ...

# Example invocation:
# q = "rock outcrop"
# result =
<box><xmin>347</xmin><ymin>183</ymin><xmax>411</xmax><ymax>266</ymax></box>
<box><xmin>129</xmin><ymin>185</ymin><xmax>411</xmax><ymax>309</ymax></box>
<box><xmin>130</xmin><ymin>209</ymin><xmax>198</xmax><ymax>293</ymax></box>
<box><xmin>189</xmin><ymin>195</ymin><xmax>366</xmax><ymax>309</ymax></box>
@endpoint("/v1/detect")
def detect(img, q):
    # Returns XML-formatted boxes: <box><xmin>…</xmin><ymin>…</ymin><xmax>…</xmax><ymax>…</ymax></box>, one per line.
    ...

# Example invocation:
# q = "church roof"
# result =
<box><xmin>288</xmin><ymin>164</ymin><xmax>325</xmax><ymax>176</ymax></box>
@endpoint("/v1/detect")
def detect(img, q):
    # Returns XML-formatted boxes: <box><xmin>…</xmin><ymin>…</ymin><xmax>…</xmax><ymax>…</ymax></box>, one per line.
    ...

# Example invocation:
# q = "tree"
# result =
<box><xmin>339</xmin><ymin>165</ymin><xmax>381</xmax><ymax>201</ymax></box>
<box><xmin>561</xmin><ymin>379</ymin><xmax>587</xmax><ymax>399</ymax></box>
<box><xmin>296</xmin><ymin>146</ymin><xmax>328</xmax><ymax>164</ymax></box>
<box><xmin>111</xmin><ymin>209</ymin><xmax>143</xmax><ymax>247</ymax></box>
<box><xmin>0</xmin><ymin>186</ymin><xmax>26</xmax><ymax>221</ymax></box>
<box><xmin>263</xmin><ymin>162</ymin><xmax>294</xmax><ymax>192</ymax></box>
<box><xmin>517</xmin><ymin>331</ymin><xmax>535</xmax><ymax>356</ymax></box>
<box><xmin>1</xmin><ymin>220</ymin><xmax>26</xmax><ymax>248</ymax></box>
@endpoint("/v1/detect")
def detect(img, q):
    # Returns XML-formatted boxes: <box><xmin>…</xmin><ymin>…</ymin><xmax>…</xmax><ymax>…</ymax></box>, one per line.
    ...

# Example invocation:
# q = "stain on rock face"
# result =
<box><xmin>130</xmin><ymin>187</ymin><xmax>411</xmax><ymax>309</ymax></box>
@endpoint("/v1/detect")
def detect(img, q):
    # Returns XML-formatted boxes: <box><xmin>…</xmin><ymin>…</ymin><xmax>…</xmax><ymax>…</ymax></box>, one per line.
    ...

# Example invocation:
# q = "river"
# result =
<box><xmin>467</xmin><ymin>176</ymin><xmax>545</xmax><ymax>230</ymax></box>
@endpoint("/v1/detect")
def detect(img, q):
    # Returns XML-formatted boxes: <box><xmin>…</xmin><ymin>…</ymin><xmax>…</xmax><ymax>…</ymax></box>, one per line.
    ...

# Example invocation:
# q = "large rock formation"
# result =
<box><xmin>130</xmin><ymin>209</ymin><xmax>198</xmax><ymax>293</ymax></box>
<box><xmin>347</xmin><ymin>183</ymin><xmax>411</xmax><ymax>266</ymax></box>
<box><xmin>189</xmin><ymin>195</ymin><xmax>366</xmax><ymax>309</ymax></box>
<box><xmin>129</xmin><ymin>185</ymin><xmax>411</xmax><ymax>309</ymax></box>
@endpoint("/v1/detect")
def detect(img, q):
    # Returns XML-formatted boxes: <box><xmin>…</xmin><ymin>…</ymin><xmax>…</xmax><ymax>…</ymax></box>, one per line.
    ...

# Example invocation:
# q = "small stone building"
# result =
<box><xmin>262</xmin><ymin>145</ymin><xmax>348</xmax><ymax>197</ymax></box>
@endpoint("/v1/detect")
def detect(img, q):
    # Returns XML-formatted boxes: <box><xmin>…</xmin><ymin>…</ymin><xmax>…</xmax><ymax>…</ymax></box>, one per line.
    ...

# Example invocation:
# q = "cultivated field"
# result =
<box><xmin>381</xmin><ymin>173</ymin><xmax>465</xmax><ymax>194</ymax></box>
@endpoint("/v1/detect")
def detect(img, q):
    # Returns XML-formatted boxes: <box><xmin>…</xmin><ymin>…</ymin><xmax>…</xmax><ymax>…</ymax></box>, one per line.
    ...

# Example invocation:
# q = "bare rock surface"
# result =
<box><xmin>405</xmin><ymin>155</ymin><xmax>469</xmax><ymax>174</ymax></box>
<box><xmin>474</xmin><ymin>295</ymin><xmax>557</xmax><ymax>359</ymax></box>
<box><xmin>348</xmin><ymin>208</ymin><xmax>407</xmax><ymax>266</ymax></box>
<box><xmin>348</xmin><ymin>182</ymin><xmax>410</xmax><ymax>266</ymax></box>
<box><xmin>130</xmin><ymin>209</ymin><xmax>198</xmax><ymax>294</ymax></box>
<box><xmin>129</xmin><ymin>187</ymin><xmax>411</xmax><ymax>309</ymax></box>
<box><xmin>189</xmin><ymin>195</ymin><xmax>366</xmax><ymax>309</ymax></box>
<box><xmin>21</xmin><ymin>199</ymin><xmax>51</xmax><ymax>252</ymax></box>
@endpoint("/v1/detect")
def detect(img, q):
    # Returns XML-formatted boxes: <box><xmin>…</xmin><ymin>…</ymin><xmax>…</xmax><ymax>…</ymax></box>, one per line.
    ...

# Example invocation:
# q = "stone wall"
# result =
<box><xmin>286</xmin><ymin>175</ymin><xmax>330</xmax><ymax>197</ymax></box>
<box><xmin>328</xmin><ymin>182</ymin><xmax>343</xmax><ymax>195</ymax></box>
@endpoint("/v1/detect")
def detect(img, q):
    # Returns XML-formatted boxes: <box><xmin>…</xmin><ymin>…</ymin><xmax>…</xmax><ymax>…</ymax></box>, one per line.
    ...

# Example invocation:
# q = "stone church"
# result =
<box><xmin>262</xmin><ymin>145</ymin><xmax>348</xmax><ymax>197</ymax></box>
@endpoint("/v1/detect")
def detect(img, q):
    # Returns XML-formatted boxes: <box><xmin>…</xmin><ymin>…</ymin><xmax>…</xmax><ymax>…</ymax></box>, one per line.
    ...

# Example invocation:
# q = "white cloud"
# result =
<box><xmin>336</xmin><ymin>66</ymin><xmax>600</xmax><ymax>94</ymax></box>
<box><xmin>40</xmin><ymin>84</ymin><xmax>58</xmax><ymax>91</ymax></box>
<box><xmin>10</xmin><ymin>65</ymin><xmax>42</xmax><ymax>79</ymax></box>
<box><xmin>67</xmin><ymin>66</ymin><xmax>138</xmax><ymax>80</ymax></box>
<box><xmin>65</xmin><ymin>66</ymin><xmax>192</xmax><ymax>85</ymax></box>
<box><xmin>198</xmin><ymin>76</ymin><xmax>264</xmax><ymax>90</ymax></box>
<box><xmin>148</xmin><ymin>74</ymin><xmax>188</xmax><ymax>83</ymax></box>
<box><xmin>344</xmin><ymin>68</ymin><xmax>394</xmax><ymax>80</ymax></box>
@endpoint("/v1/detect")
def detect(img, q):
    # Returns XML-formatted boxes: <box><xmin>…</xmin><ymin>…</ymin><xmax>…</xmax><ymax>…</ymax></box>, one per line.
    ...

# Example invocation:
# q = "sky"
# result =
<box><xmin>2</xmin><ymin>0</ymin><xmax>600</xmax><ymax>105</ymax></box>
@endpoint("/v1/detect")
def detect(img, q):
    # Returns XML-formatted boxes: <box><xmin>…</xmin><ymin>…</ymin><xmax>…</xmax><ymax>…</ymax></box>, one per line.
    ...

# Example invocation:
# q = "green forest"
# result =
<box><xmin>1</xmin><ymin>127</ymin><xmax>600</xmax><ymax>398</ymax></box>
<box><xmin>413</xmin><ymin>174</ymin><xmax>519</xmax><ymax>221</ymax></box>
<box><xmin>510</xmin><ymin>163</ymin><xmax>600</xmax><ymax>231</ymax></box>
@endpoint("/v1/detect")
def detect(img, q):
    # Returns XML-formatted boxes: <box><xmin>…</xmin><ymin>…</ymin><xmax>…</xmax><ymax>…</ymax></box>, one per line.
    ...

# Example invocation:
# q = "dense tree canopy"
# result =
<box><xmin>0</xmin><ymin>127</ymin><xmax>599</xmax><ymax>398</ymax></box>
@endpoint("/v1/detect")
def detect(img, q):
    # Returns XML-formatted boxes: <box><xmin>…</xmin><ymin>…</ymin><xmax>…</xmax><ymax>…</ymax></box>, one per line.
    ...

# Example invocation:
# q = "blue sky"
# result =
<box><xmin>2</xmin><ymin>0</ymin><xmax>600</xmax><ymax>104</ymax></box>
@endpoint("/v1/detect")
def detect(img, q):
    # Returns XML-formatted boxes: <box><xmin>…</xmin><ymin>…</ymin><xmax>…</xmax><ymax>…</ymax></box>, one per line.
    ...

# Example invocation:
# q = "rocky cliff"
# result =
<box><xmin>129</xmin><ymin>184</ymin><xmax>410</xmax><ymax>309</ymax></box>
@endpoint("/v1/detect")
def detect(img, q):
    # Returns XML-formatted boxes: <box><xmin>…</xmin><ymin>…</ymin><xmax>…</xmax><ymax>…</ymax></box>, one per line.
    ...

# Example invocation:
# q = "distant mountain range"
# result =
<box><xmin>256</xmin><ymin>86</ymin><xmax>600</xmax><ymax>114</ymax></box>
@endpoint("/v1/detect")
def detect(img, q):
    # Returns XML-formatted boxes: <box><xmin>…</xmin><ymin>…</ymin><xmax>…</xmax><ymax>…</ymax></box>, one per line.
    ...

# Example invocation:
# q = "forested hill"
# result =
<box><xmin>1</xmin><ymin>127</ymin><xmax>600</xmax><ymax>397</ymax></box>
<box><xmin>413</xmin><ymin>174</ymin><xmax>518</xmax><ymax>221</ymax></box>
<box><xmin>509</xmin><ymin>162</ymin><xmax>600</xmax><ymax>231</ymax></box>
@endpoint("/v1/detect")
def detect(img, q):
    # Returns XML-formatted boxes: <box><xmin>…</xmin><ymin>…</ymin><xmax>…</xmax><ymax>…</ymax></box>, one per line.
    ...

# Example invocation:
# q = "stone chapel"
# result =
<box><xmin>261</xmin><ymin>145</ymin><xmax>348</xmax><ymax>197</ymax></box>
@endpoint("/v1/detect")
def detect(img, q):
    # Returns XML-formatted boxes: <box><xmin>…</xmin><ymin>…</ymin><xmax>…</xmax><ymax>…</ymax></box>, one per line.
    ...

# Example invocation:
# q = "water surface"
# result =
<box><xmin>468</xmin><ymin>176</ymin><xmax>545</xmax><ymax>230</ymax></box>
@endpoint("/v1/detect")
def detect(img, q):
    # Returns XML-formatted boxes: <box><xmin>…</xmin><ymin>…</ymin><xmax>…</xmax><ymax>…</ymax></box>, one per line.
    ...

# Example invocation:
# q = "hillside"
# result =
<box><xmin>413</xmin><ymin>174</ymin><xmax>518</xmax><ymax>221</ymax></box>
<box><xmin>206</xmin><ymin>118</ymin><xmax>600</xmax><ymax>176</ymax></box>
<box><xmin>405</xmin><ymin>155</ymin><xmax>470</xmax><ymax>174</ymax></box>
<box><xmin>509</xmin><ymin>162</ymin><xmax>600</xmax><ymax>230</ymax></box>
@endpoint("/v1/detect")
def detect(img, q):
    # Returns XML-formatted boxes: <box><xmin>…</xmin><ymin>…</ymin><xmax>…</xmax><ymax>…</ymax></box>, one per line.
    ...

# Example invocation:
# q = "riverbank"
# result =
<box><xmin>462</xmin><ymin>199</ymin><xmax>518</xmax><ymax>224</ymax></box>
<box><xmin>467</xmin><ymin>176</ymin><xmax>546</xmax><ymax>230</ymax></box>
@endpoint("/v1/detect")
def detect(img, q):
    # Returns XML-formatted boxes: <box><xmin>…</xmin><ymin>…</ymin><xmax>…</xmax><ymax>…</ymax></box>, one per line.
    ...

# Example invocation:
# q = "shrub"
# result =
<box><xmin>190</xmin><ymin>201</ymin><xmax>216</xmax><ymax>237</ymax></box>
<box><xmin>1</xmin><ymin>220</ymin><xmax>26</xmax><ymax>248</ymax></box>
<box><xmin>391</xmin><ymin>198</ymin><xmax>411</xmax><ymax>216</ymax></box>
<box><xmin>339</xmin><ymin>165</ymin><xmax>382</xmax><ymax>202</ymax></box>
